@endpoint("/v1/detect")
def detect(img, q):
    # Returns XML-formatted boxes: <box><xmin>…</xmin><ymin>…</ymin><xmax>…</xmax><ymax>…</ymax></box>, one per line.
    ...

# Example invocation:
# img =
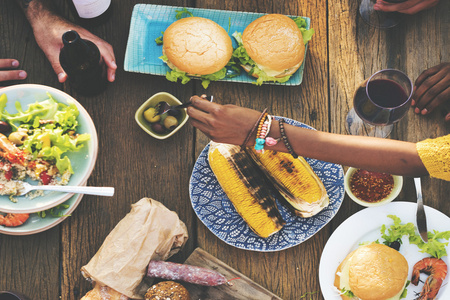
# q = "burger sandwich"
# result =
<box><xmin>160</xmin><ymin>17</ymin><xmax>233</xmax><ymax>89</ymax></box>
<box><xmin>334</xmin><ymin>244</ymin><xmax>409</xmax><ymax>300</ymax></box>
<box><xmin>232</xmin><ymin>14</ymin><xmax>314</xmax><ymax>85</ymax></box>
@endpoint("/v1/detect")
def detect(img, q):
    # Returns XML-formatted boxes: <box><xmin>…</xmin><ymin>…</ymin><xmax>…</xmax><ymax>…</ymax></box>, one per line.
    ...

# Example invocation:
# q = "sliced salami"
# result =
<box><xmin>147</xmin><ymin>260</ymin><xmax>228</xmax><ymax>286</ymax></box>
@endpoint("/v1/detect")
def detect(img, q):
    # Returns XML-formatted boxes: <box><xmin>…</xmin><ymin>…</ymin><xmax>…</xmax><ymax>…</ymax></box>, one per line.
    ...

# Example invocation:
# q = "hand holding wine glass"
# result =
<box><xmin>374</xmin><ymin>0</ymin><xmax>440</xmax><ymax>15</ymax></box>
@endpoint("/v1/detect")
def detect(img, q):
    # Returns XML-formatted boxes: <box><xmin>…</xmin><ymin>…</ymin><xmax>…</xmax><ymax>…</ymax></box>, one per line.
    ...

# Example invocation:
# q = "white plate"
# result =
<box><xmin>319</xmin><ymin>201</ymin><xmax>450</xmax><ymax>299</ymax></box>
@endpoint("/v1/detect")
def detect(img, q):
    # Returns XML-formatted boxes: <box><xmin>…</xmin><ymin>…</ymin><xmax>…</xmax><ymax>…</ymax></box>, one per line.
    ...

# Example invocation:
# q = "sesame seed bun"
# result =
<box><xmin>163</xmin><ymin>17</ymin><xmax>233</xmax><ymax>76</ymax></box>
<box><xmin>145</xmin><ymin>281</ymin><xmax>190</xmax><ymax>300</ymax></box>
<box><xmin>242</xmin><ymin>14</ymin><xmax>305</xmax><ymax>77</ymax></box>
<box><xmin>334</xmin><ymin>244</ymin><xmax>409</xmax><ymax>300</ymax></box>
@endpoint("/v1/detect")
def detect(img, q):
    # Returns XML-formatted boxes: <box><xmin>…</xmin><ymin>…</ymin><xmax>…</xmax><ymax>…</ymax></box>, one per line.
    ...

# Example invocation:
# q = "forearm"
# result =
<box><xmin>266</xmin><ymin>120</ymin><xmax>427</xmax><ymax>177</ymax></box>
<box><xmin>15</xmin><ymin>0</ymin><xmax>60</xmax><ymax>30</ymax></box>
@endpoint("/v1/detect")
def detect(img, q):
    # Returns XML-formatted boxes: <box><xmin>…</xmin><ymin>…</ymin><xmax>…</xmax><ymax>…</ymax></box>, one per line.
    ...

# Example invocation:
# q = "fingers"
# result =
<box><xmin>0</xmin><ymin>59</ymin><xmax>20</xmax><ymax>69</ymax></box>
<box><xmin>446</xmin><ymin>112</ymin><xmax>450</xmax><ymax>122</ymax></box>
<box><xmin>189</xmin><ymin>95</ymin><xmax>221</xmax><ymax>113</ymax></box>
<box><xmin>374</xmin><ymin>0</ymin><xmax>437</xmax><ymax>14</ymax></box>
<box><xmin>95</xmin><ymin>40</ymin><xmax>116</xmax><ymax>82</ymax></box>
<box><xmin>0</xmin><ymin>59</ymin><xmax>27</xmax><ymax>82</ymax></box>
<box><xmin>413</xmin><ymin>63</ymin><xmax>450</xmax><ymax>115</ymax></box>
<box><xmin>0</xmin><ymin>70</ymin><xmax>27</xmax><ymax>82</ymax></box>
<box><xmin>374</xmin><ymin>0</ymin><xmax>422</xmax><ymax>12</ymax></box>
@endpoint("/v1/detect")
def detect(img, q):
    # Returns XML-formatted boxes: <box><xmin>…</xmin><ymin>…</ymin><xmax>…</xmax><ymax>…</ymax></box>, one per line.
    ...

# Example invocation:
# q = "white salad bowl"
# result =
<box><xmin>0</xmin><ymin>84</ymin><xmax>98</xmax><ymax>214</ymax></box>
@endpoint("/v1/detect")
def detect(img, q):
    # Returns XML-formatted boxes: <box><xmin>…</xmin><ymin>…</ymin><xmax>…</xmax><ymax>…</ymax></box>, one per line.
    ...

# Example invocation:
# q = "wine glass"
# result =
<box><xmin>359</xmin><ymin>0</ymin><xmax>407</xmax><ymax>29</ymax></box>
<box><xmin>345</xmin><ymin>69</ymin><xmax>413</xmax><ymax>138</ymax></box>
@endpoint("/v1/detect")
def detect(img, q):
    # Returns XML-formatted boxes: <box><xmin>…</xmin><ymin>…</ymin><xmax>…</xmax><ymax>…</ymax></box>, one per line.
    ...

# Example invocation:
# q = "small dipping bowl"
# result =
<box><xmin>135</xmin><ymin>92</ymin><xmax>189</xmax><ymax>140</ymax></box>
<box><xmin>344</xmin><ymin>167</ymin><xmax>403</xmax><ymax>207</ymax></box>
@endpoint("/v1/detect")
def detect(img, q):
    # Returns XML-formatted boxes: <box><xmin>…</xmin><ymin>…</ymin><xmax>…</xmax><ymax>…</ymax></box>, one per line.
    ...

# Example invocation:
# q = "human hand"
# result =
<box><xmin>31</xmin><ymin>16</ymin><xmax>116</xmax><ymax>83</ymax></box>
<box><xmin>374</xmin><ymin>0</ymin><xmax>439</xmax><ymax>14</ymax></box>
<box><xmin>0</xmin><ymin>59</ymin><xmax>27</xmax><ymax>83</ymax></box>
<box><xmin>187</xmin><ymin>95</ymin><xmax>262</xmax><ymax>145</ymax></box>
<box><xmin>411</xmin><ymin>63</ymin><xmax>450</xmax><ymax>121</ymax></box>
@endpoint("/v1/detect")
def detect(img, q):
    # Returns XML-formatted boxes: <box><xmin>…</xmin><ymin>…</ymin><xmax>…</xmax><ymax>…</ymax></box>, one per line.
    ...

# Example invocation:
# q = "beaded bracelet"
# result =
<box><xmin>255</xmin><ymin>113</ymin><xmax>269</xmax><ymax>152</ymax></box>
<box><xmin>279</xmin><ymin>118</ymin><xmax>298</xmax><ymax>159</ymax></box>
<box><xmin>241</xmin><ymin>108</ymin><xmax>268</xmax><ymax>149</ymax></box>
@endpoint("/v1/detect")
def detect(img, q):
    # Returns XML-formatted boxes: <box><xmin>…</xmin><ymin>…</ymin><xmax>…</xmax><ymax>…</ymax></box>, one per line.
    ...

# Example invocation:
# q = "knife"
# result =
<box><xmin>414</xmin><ymin>177</ymin><xmax>428</xmax><ymax>243</ymax></box>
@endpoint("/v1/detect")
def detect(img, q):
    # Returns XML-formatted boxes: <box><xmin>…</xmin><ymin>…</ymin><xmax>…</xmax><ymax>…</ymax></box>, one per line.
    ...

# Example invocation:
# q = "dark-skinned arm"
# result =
<box><xmin>187</xmin><ymin>96</ymin><xmax>427</xmax><ymax>177</ymax></box>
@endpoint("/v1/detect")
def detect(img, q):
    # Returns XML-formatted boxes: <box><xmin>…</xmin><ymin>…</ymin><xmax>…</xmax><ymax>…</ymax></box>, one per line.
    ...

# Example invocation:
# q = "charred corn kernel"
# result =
<box><xmin>247</xmin><ymin>148</ymin><xmax>329</xmax><ymax>218</ymax></box>
<box><xmin>252</xmin><ymin>149</ymin><xmax>323</xmax><ymax>203</ymax></box>
<box><xmin>209</xmin><ymin>143</ymin><xmax>284</xmax><ymax>238</ymax></box>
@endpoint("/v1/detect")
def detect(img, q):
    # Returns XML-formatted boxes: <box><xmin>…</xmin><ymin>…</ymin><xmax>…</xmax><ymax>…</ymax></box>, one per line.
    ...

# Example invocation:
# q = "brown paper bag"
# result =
<box><xmin>81</xmin><ymin>198</ymin><xmax>188</xmax><ymax>299</ymax></box>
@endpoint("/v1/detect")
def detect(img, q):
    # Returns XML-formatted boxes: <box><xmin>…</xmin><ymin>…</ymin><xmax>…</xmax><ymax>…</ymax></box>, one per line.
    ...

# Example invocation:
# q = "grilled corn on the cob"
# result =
<box><xmin>208</xmin><ymin>142</ymin><xmax>285</xmax><ymax>238</ymax></box>
<box><xmin>246</xmin><ymin>148</ymin><xmax>329</xmax><ymax>218</ymax></box>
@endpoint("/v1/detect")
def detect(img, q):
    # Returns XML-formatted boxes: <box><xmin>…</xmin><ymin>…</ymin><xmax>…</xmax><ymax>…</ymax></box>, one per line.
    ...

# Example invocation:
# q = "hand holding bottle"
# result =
<box><xmin>0</xmin><ymin>59</ymin><xmax>27</xmax><ymax>83</ymax></box>
<box><xmin>15</xmin><ymin>0</ymin><xmax>116</xmax><ymax>84</ymax></box>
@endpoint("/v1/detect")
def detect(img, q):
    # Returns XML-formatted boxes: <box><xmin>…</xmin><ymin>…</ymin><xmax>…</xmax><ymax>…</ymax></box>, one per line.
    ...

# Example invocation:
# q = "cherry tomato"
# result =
<box><xmin>40</xmin><ymin>171</ymin><xmax>52</xmax><ymax>185</ymax></box>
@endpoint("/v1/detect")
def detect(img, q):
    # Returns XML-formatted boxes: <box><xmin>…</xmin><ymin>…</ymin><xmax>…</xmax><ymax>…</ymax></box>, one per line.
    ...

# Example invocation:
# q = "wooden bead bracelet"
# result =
<box><xmin>279</xmin><ymin>118</ymin><xmax>298</xmax><ymax>159</ymax></box>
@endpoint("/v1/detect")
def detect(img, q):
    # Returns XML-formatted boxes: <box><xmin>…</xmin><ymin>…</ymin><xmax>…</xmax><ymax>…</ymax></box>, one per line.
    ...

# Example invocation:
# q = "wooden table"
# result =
<box><xmin>0</xmin><ymin>1</ymin><xmax>448</xmax><ymax>299</ymax></box>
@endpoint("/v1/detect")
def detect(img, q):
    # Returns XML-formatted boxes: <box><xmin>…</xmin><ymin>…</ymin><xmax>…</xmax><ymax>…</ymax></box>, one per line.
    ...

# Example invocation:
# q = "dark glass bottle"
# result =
<box><xmin>70</xmin><ymin>0</ymin><xmax>112</xmax><ymax>27</ymax></box>
<box><xmin>59</xmin><ymin>30</ymin><xmax>107</xmax><ymax>96</ymax></box>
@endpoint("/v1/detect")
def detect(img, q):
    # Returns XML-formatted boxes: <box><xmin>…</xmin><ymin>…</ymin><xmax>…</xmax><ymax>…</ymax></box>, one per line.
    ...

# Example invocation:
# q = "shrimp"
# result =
<box><xmin>0</xmin><ymin>133</ymin><xmax>27</xmax><ymax>166</ymax></box>
<box><xmin>0</xmin><ymin>213</ymin><xmax>30</xmax><ymax>227</ymax></box>
<box><xmin>411</xmin><ymin>257</ymin><xmax>448</xmax><ymax>300</ymax></box>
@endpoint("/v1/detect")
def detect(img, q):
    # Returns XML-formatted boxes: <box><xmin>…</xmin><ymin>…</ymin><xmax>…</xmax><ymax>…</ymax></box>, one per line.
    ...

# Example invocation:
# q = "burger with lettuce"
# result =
<box><xmin>334</xmin><ymin>244</ymin><xmax>409</xmax><ymax>300</ymax></box>
<box><xmin>159</xmin><ymin>17</ymin><xmax>233</xmax><ymax>89</ymax></box>
<box><xmin>232</xmin><ymin>14</ymin><xmax>314</xmax><ymax>85</ymax></box>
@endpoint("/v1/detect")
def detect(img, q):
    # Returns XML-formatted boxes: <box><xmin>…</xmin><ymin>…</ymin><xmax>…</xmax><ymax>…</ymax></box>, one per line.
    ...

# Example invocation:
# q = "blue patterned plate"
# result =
<box><xmin>189</xmin><ymin>118</ymin><xmax>344</xmax><ymax>252</ymax></box>
<box><xmin>124</xmin><ymin>4</ymin><xmax>310</xmax><ymax>86</ymax></box>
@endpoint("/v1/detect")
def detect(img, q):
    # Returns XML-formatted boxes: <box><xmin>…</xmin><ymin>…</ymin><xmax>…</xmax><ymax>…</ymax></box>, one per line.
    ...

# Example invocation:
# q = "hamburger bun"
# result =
<box><xmin>145</xmin><ymin>281</ymin><xmax>190</xmax><ymax>300</ymax></box>
<box><xmin>242</xmin><ymin>14</ymin><xmax>305</xmax><ymax>77</ymax></box>
<box><xmin>163</xmin><ymin>17</ymin><xmax>233</xmax><ymax>76</ymax></box>
<box><xmin>334</xmin><ymin>244</ymin><xmax>408</xmax><ymax>300</ymax></box>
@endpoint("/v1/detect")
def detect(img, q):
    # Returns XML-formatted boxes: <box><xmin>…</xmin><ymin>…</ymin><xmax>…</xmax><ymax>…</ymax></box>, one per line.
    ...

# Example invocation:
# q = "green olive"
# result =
<box><xmin>8</xmin><ymin>131</ymin><xmax>28</xmax><ymax>145</ymax></box>
<box><xmin>163</xmin><ymin>116</ymin><xmax>178</xmax><ymax>130</ymax></box>
<box><xmin>143</xmin><ymin>107</ymin><xmax>161</xmax><ymax>123</ymax></box>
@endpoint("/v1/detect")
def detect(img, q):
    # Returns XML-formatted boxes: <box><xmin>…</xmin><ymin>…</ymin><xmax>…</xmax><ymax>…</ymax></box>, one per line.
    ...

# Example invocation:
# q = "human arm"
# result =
<box><xmin>411</xmin><ymin>63</ymin><xmax>450</xmax><ymax>122</ymax></box>
<box><xmin>373</xmin><ymin>0</ymin><xmax>440</xmax><ymax>14</ymax></box>
<box><xmin>187</xmin><ymin>96</ymin><xmax>428</xmax><ymax>177</ymax></box>
<box><xmin>14</xmin><ymin>0</ymin><xmax>116</xmax><ymax>83</ymax></box>
<box><xmin>0</xmin><ymin>59</ymin><xmax>27</xmax><ymax>83</ymax></box>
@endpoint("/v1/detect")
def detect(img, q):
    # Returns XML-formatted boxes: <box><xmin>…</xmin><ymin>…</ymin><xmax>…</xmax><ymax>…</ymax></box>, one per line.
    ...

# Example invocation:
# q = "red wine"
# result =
<box><xmin>367</xmin><ymin>79</ymin><xmax>408</xmax><ymax>108</ymax></box>
<box><xmin>59</xmin><ymin>30</ymin><xmax>107</xmax><ymax>96</ymax></box>
<box><xmin>354</xmin><ymin>79</ymin><xmax>409</xmax><ymax>125</ymax></box>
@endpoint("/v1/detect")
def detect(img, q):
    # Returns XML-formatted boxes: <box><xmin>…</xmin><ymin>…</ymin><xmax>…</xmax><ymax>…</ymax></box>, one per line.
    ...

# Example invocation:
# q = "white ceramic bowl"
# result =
<box><xmin>0</xmin><ymin>84</ymin><xmax>98</xmax><ymax>214</ymax></box>
<box><xmin>344</xmin><ymin>167</ymin><xmax>403</xmax><ymax>207</ymax></box>
<box><xmin>135</xmin><ymin>92</ymin><xmax>189</xmax><ymax>140</ymax></box>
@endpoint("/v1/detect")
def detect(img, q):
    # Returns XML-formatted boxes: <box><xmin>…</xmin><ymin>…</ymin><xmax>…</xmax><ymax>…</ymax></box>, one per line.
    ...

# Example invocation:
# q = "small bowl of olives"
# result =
<box><xmin>135</xmin><ymin>92</ymin><xmax>189</xmax><ymax>139</ymax></box>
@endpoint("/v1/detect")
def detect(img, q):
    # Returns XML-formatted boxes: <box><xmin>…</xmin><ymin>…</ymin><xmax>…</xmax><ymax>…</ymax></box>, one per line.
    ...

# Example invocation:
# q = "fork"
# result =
<box><xmin>14</xmin><ymin>181</ymin><xmax>115</xmax><ymax>197</ymax></box>
<box><xmin>414</xmin><ymin>177</ymin><xmax>428</xmax><ymax>243</ymax></box>
<box><xmin>154</xmin><ymin>95</ymin><xmax>213</xmax><ymax>116</ymax></box>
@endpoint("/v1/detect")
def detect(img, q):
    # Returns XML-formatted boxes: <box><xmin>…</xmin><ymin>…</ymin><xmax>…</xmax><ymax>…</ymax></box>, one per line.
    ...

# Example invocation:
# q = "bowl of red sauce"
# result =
<box><xmin>344</xmin><ymin>167</ymin><xmax>403</xmax><ymax>207</ymax></box>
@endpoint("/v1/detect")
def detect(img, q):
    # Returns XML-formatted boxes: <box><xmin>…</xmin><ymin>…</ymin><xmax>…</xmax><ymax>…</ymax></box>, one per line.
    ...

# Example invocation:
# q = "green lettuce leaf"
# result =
<box><xmin>175</xmin><ymin>8</ymin><xmax>193</xmax><ymax>20</ymax></box>
<box><xmin>293</xmin><ymin>17</ymin><xmax>315</xmax><ymax>45</ymax></box>
<box><xmin>200</xmin><ymin>67</ymin><xmax>227</xmax><ymax>89</ymax></box>
<box><xmin>380</xmin><ymin>215</ymin><xmax>450</xmax><ymax>258</ymax></box>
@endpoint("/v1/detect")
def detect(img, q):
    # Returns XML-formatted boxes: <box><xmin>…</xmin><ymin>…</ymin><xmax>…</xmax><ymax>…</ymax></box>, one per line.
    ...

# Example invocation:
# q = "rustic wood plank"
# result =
<box><xmin>183</xmin><ymin>247</ymin><xmax>283</xmax><ymax>300</ymax></box>
<box><xmin>0</xmin><ymin>1</ymin><xmax>60</xmax><ymax>299</ymax></box>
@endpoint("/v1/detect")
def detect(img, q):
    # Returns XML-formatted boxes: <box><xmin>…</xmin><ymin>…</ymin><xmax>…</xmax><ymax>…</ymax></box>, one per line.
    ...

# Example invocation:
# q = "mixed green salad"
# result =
<box><xmin>0</xmin><ymin>92</ymin><xmax>90</xmax><ymax>196</ymax></box>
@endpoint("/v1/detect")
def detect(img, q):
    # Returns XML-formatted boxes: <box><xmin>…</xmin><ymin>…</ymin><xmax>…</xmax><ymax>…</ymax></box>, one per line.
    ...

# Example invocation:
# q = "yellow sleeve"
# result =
<box><xmin>416</xmin><ymin>134</ymin><xmax>450</xmax><ymax>181</ymax></box>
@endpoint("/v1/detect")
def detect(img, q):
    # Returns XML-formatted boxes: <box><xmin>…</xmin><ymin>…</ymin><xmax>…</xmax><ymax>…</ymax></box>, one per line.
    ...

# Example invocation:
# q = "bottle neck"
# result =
<box><xmin>61</xmin><ymin>30</ymin><xmax>100</xmax><ymax>63</ymax></box>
